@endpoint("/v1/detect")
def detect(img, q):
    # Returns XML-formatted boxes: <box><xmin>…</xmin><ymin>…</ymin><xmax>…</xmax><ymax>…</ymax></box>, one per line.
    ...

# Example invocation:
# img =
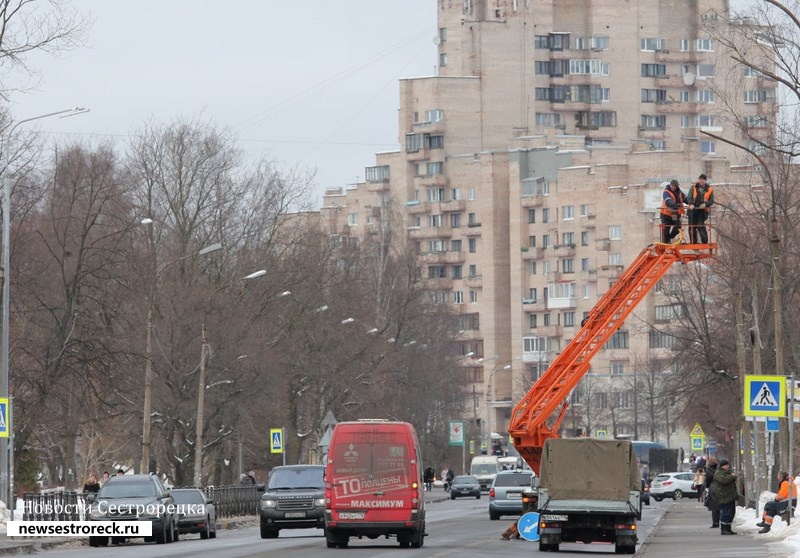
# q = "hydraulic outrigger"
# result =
<box><xmin>509</xmin><ymin>238</ymin><xmax>716</xmax><ymax>474</ymax></box>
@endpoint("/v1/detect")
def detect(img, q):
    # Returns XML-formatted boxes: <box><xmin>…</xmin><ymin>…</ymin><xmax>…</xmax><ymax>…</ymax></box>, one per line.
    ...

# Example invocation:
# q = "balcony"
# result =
<box><xmin>440</xmin><ymin>198</ymin><xmax>467</xmax><ymax>212</ymax></box>
<box><xmin>546</xmin><ymin>270</ymin><xmax>563</xmax><ymax>282</ymax></box>
<box><xmin>521</xmin><ymin>194</ymin><xmax>545</xmax><ymax>208</ymax></box>
<box><xmin>654</xmin><ymin>50</ymin><xmax>698</xmax><ymax>63</ymax></box>
<box><xmin>522</xmin><ymin>350</ymin><xmax>550</xmax><ymax>364</ymax></box>
<box><xmin>554</xmin><ymin>243</ymin><xmax>576</xmax><ymax>257</ymax></box>
<box><xmin>551</xmin><ymin>100</ymin><xmax>591</xmax><ymax>112</ymax></box>
<box><xmin>407</xmin><ymin>226</ymin><xmax>453</xmax><ymax>240</ymax></box>
<box><xmin>599</xmin><ymin>264</ymin><xmax>625</xmax><ymax>278</ymax></box>
<box><xmin>465</xmin><ymin>275</ymin><xmax>483</xmax><ymax>288</ymax></box>
<box><xmin>412</xmin><ymin>120</ymin><xmax>446</xmax><ymax>134</ymax></box>
<box><xmin>421</xmin><ymin>250</ymin><xmax>465</xmax><ymax>264</ymax></box>
<box><xmin>547</xmin><ymin>296</ymin><xmax>577</xmax><ymax>310</ymax></box>
<box><xmin>406</xmin><ymin>200</ymin><xmax>431</xmax><ymax>215</ymax></box>
<box><xmin>366</xmin><ymin>180</ymin><xmax>390</xmax><ymax>192</ymax></box>
<box><xmin>581</xmin><ymin>213</ymin><xmax>596</xmax><ymax>229</ymax></box>
<box><xmin>654</xmin><ymin>101</ymin><xmax>698</xmax><ymax>114</ymax></box>
<box><xmin>406</xmin><ymin>148</ymin><xmax>430</xmax><ymax>162</ymax></box>
<box><xmin>596</xmin><ymin>238</ymin><xmax>611</xmax><ymax>252</ymax></box>
<box><xmin>521</xmin><ymin>246</ymin><xmax>544</xmax><ymax>260</ymax></box>
<box><xmin>416</xmin><ymin>174</ymin><xmax>449</xmax><ymax>187</ymax></box>
<box><xmin>522</xmin><ymin>297</ymin><xmax>542</xmax><ymax>307</ymax></box>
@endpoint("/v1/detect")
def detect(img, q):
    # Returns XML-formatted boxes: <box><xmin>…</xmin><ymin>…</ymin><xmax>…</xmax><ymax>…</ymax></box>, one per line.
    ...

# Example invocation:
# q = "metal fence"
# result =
<box><xmin>21</xmin><ymin>485</ymin><xmax>261</xmax><ymax>522</ymax></box>
<box><xmin>201</xmin><ymin>485</ymin><xmax>260</xmax><ymax>518</ymax></box>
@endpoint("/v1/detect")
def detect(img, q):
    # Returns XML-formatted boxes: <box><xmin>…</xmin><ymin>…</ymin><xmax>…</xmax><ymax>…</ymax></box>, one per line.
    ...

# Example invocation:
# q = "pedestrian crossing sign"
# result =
<box><xmin>744</xmin><ymin>375</ymin><xmax>786</xmax><ymax>417</ymax></box>
<box><xmin>691</xmin><ymin>436</ymin><xmax>704</xmax><ymax>451</ymax></box>
<box><xmin>270</xmin><ymin>428</ymin><xmax>284</xmax><ymax>454</ymax></box>
<box><xmin>0</xmin><ymin>398</ymin><xmax>7</xmax><ymax>438</ymax></box>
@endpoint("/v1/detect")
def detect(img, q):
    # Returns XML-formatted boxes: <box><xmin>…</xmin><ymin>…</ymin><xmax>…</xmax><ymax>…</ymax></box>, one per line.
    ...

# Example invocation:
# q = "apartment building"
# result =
<box><xmin>317</xmin><ymin>0</ymin><xmax>774</xmax><ymax>445</ymax></box>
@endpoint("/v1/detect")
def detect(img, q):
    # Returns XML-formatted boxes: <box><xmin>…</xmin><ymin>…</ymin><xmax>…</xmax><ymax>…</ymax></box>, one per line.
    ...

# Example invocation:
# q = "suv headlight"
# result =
<box><xmin>88</xmin><ymin>506</ymin><xmax>107</xmax><ymax>519</ymax></box>
<box><xmin>260</xmin><ymin>499</ymin><xmax>276</xmax><ymax>510</ymax></box>
<box><xmin>314</xmin><ymin>498</ymin><xmax>325</xmax><ymax>507</ymax></box>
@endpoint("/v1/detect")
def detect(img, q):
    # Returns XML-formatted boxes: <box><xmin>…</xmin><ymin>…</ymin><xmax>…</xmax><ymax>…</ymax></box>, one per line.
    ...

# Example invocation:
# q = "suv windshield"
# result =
<box><xmin>99</xmin><ymin>481</ymin><xmax>156</xmax><ymax>499</ymax></box>
<box><xmin>493</xmin><ymin>473</ymin><xmax>532</xmax><ymax>487</ymax></box>
<box><xmin>472</xmin><ymin>464</ymin><xmax>497</xmax><ymax>474</ymax></box>
<box><xmin>267</xmin><ymin>467</ymin><xmax>324</xmax><ymax>490</ymax></box>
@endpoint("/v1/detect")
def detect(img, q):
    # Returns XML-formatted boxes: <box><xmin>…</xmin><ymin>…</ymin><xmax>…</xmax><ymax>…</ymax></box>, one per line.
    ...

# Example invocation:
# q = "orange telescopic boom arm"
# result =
<box><xmin>509</xmin><ymin>241</ymin><xmax>715</xmax><ymax>474</ymax></box>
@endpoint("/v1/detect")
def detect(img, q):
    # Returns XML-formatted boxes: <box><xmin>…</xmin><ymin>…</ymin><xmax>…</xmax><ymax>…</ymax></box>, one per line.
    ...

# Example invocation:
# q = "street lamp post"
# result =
<box><xmin>0</xmin><ymin>108</ymin><xmax>89</xmax><ymax>505</ymax></box>
<box><xmin>193</xmin><ymin>269</ymin><xmax>267</xmax><ymax>487</ymax></box>
<box><xmin>139</xmin><ymin>226</ymin><xmax>222</xmax><ymax>474</ymax></box>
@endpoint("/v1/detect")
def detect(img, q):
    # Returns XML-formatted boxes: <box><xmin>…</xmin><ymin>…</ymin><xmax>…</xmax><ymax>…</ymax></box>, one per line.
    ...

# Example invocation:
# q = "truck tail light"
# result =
<box><xmin>489</xmin><ymin>488</ymin><xmax>495</xmax><ymax>498</ymax></box>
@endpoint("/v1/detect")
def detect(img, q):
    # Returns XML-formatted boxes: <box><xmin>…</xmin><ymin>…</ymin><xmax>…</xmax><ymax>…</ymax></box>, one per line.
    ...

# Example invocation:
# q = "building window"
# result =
<box><xmin>543</xmin><ymin>313</ymin><xmax>551</xmax><ymax>326</ymax></box>
<box><xmin>528</xmin><ymin>209</ymin><xmax>536</xmax><ymax>223</ymax></box>
<box><xmin>451</xmin><ymin>188</ymin><xmax>461</xmax><ymax>200</ymax></box>
<box><xmin>590</xmin><ymin>35</ymin><xmax>609</xmax><ymax>50</ymax></box>
<box><xmin>580</xmin><ymin>204</ymin><xmax>590</xmax><ymax>217</ymax></box>
<box><xmin>425</xmin><ymin>135</ymin><xmax>444</xmax><ymax>149</ymax></box>
<box><xmin>468</xmin><ymin>238</ymin><xmax>477</xmax><ymax>253</ymax></box>
<box><xmin>582</xmin><ymin>284</ymin><xmax>590</xmax><ymax>299</ymax></box>
<box><xmin>649</xmin><ymin>329</ymin><xmax>676</xmax><ymax>348</ymax></box>
<box><xmin>405</xmin><ymin>133</ymin><xmax>422</xmax><ymax>152</ymax></box>
<box><xmin>450</xmin><ymin>213</ymin><xmax>461</xmax><ymax>228</ymax></box>
<box><xmin>609</xmin><ymin>225</ymin><xmax>622</xmax><ymax>240</ymax></box>
<box><xmin>641</xmin><ymin>64</ymin><xmax>666</xmax><ymax>77</ymax></box>
<box><xmin>452</xmin><ymin>265</ymin><xmax>463</xmax><ymax>279</ymax></box>
<box><xmin>528</xmin><ymin>261</ymin><xmax>537</xmax><ymax>275</ymax></box>
<box><xmin>641</xmin><ymin>115</ymin><xmax>666</xmax><ymax>129</ymax></box>
<box><xmin>564</xmin><ymin>312</ymin><xmax>575</xmax><ymax>327</ymax></box>
<box><xmin>426</xmin><ymin>161</ymin><xmax>444</xmax><ymax>175</ymax></box>
<box><xmin>640</xmin><ymin>38</ymin><xmax>666</xmax><ymax>51</ymax></box>
<box><xmin>439</xmin><ymin>52</ymin><xmax>448</xmax><ymax>67</ymax></box>
<box><xmin>562</xmin><ymin>258</ymin><xmax>574</xmax><ymax>273</ymax></box>
<box><xmin>680</xmin><ymin>38</ymin><xmax>689</xmax><ymax>51</ymax></box>
<box><xmin>470</xmin><ymin>290</ymin><xmax>478</xmax><ymax>303</ymax></box>
<box><xmin>530</xmin><ymin>314</ymin><xmax>538</xmax><ymax>328</ymax></box>
<box><xmin>744</xmin><ymin>89</ymin><xmax>769</xmax><ymax>103</ymax></box>
<box><xmin>744</xmin><ymin>66</ymin><xmax>764</xmax><ymax>78</ymax></box>
<box><xmin>469</xmin><ymin>264</ymin><xmax>478</xmax><ymax>277</ymax></box>
<box><xmin>655</xmin><ymin>304</ymin><xmax>683</xmax><ymax>320</ymax></box>
<box><xmin>581</xmin><ymin>257</ymin><xmax>590</xmax><ymax>272</ymax></box>
<box><xmin>562</xmin><ymin>232</ymin><xmax>574</xmax><ymax>245</ymax></box>
<box><xmin>428</xmin><ymin>214</ymin><xmax>443</xmax><ymax>227</ymax></box>
<box><xmin>641</xmin><ymin>89</ymin><xmax>667</xmax><ymax>103</ymax></box>
<box><xmin>427</xmin><ymin>187</ymin><xmax>445</xmax><ymax>201</ymax></box>
<box><xmin>451</xmin><ymin>239</ymin><xmax>462</xmax><ymax>252</ymax></box>
<box><xmin>468</xmin><ymin>212</ymin><xmax>478</xmax><ymax>226</ymax></box>
<box><xmin>365</xmin><ymin>165</ymin><xmax>390</xmax><ymax>182</ymax></box>
<box><xmin>468</xmin><ymin>187</ymin><xmax>476</xmax><ymax>200</ymax></box>
<box><xmin>543</xmin><ymin>260</ymin><xmax>552</xmax><ymax>274</ymax></box>
<box><xmin>562</xmin><ymin>205</ymin><xmax>574</xmax><ymax>220</ymax></box>
<box><xmin>429</xmin><ymin>240</ymin><xmax>445</xmax><ymax>252</ymax></box>
<box><xmin>425</xmin><ymin>108</ymin><xmax>445</xmax><ymax>122</ymax></box>
<box><xmin>700</xmin><ymin>140</ymin><xmax>716</xmax><ymax>154</ymax></box>
<box><xmin>697</xmin><ymin>64</ymin><xmax>715</xmax><ymax>78</ymax></box>
<box><xmin>428</xmin><ymin>265</ymin><xmax>446</xmax><ymax>279</ymax></box>
<box><xmin>605</xmin><ymin>331</ymin><xmax>629</xmax><ymax>349</ymax></box>
<box><xmin>529</xmin><ymin>288</ymin><xmax>537</xmax><ymax>302</ymax></box>
<box><xmin>347</xmin><ymin>213</ymin><xmax>359</xmax><ymax>226</ymax></box>
<box><xmin>581</xmin><ymin>231</ymin><xmax>589</xmax><ymax>246</ymax></box>
<box><xmin>745</xmin><ymin>115</ymin><xmax>768</xmax><ymax>128</ymax></box>
<box><xmin>529</xmin><ymin>235</ymin><xmax>537</xmax><ymax>247</ymax></box>
<box><xmin>542</xmin><ymin>234</ymin><xmax>551</xmax><ymax>248</ymax></box>
<box><xmin>569</xmin><ymin>59</ymin><xmax>609</xmax><ymax>76</ymax></box>
<box><xmin>696</xmin><ymin>89</ymin><xmax>716</xmax><ymax>104</ymax></box>
<box><xmin>542</xmin><ymin>208</ymin><xmax>550</xmax><ymax>223</ymax></box>
<box><xmin>611</xmin><ymin>361</ymin><xmax>625</xmax><ymax>375</ymax></box>
<box><xmin>696</xmin><ymin>38</ymin><xmax>714</xmax><ymax>51</ymax></box>
<box><xmin>697</xmin><ymin>115</ymin><xmax>718</xmax><ymax>127</ymax></box>
<box><xmin>609</xmin><ymin>253</ymin><xmax>622</xmax><ymax>266</ymax></box>
<box><xmin>453</xmin><ymin>291</ymin><xmax>464</xmax><ymax>304</ymax></box>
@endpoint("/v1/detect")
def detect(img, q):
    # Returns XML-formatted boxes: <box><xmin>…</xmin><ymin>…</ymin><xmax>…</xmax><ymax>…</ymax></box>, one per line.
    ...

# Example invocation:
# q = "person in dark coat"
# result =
<box><xmin>713</xmin><ymin>459</ymin><xmax>738</xmax><ymax>535</ymax></box>
<box><xmin>82</xmin><ymin>474</ymin><xmax>100</xmax><ymax>494</ymax></box>
<box><xmin>704</xmin><ymin>458</ymin><xmax>720</xmax><ymax>528</ymax></box>
<box><xmin>659</xmin><ymin>180</ymin><xmax>687</xmax><ymax>244</ymax></box>
<box><xmin>423</xmin><ymin>466</ymin><xmax>435</xmax><ymax>492</ymax></box>
<box><xmin>686</xmin><ymin>174</ymin><xmax>714</xmax><ymax>244</ymax></box>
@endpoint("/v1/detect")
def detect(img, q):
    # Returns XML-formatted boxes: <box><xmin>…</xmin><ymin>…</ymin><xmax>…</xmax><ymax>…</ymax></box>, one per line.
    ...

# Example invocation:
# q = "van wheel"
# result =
<box><xmin>326</xmin><ymin>529</ymin><xmax>348</xmax><ymax>548</ymax></box>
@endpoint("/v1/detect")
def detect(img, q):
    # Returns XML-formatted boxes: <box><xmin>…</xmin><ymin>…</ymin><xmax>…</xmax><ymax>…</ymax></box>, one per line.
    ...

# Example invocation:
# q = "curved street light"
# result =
<box><xmin>1</xmin><ymin>107</ymin><xmax>89</xmax><ymax>504</ymax></box>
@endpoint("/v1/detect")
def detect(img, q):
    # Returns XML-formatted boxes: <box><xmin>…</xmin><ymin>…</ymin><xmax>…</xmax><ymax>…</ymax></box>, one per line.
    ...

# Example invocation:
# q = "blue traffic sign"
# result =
<box><xmin>270</xmin><ymin>428</ymin><xmax>283</xmax><ymax>454</ymax></box>
<box><xmin>744</xmin><ymin>375</ymin><xmax>785</xmax><ymax>417</ymax></box>
<box><xmin>767</xmin><ymin>418</ymin><xmax>780</xmax><ymax>432</ymax></box>
<box><xmin>518</xmin><ymin>512</ymin><xmax>540</xmax><ymax>542</ymax></box>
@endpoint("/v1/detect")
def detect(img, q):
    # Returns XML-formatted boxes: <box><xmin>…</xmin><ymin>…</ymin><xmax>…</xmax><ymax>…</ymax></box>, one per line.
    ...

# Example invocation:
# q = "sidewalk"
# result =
<box><xmin>639</xmin><ymin>498</ymin><xmax>798</xmax><ymax>558</ymax></box>
<box><xmin>0</xmin><ymin>515</ymin><xmax>259</xmax><ymax>555</ymax></box>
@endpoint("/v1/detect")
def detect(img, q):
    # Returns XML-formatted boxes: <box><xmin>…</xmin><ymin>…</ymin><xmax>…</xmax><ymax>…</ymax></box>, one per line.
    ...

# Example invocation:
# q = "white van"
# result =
<box><xmin>470</xmin><ymin>456</ymin><xmax>501</xmax><ymax>491</ymax></box>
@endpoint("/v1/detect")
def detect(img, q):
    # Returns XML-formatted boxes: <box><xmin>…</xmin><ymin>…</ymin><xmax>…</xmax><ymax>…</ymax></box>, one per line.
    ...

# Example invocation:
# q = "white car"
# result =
<box><xmin>650</xmin><ymin>472</ymin><xmax>699</xmax><ymax>501</ymax></box>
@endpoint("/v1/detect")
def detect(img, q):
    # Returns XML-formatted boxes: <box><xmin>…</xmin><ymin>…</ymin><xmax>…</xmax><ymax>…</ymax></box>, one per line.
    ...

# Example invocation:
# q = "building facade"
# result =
<box><xmin>317</xmin><ymin>0</ymin><xmax>774</xmax><ymax>447</ymax></box>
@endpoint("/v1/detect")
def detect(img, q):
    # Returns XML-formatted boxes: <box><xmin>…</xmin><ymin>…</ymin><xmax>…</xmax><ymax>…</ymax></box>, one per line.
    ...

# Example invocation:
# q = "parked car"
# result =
<box><xmin>640</xmin><ymin>479</ymin><xmax>651</xmax><ymax>505</ymax></box>
<box><xmin>489</xmin><ymin>470</ymin><xmax>535</xmax><ymax>520</ymax></box>
<box><xmin>650</xmin><ymin>472</ymin><xmax>698</xmax><ymax>501</ymax></box>
<box><xmin>86</xmin><ymin>474</ymin><xmax>177</xmax><ymax>547</ymax></box>
<box><xmin>171</xmin><ymin>488</ymin><xmax>216</xmax><ymax>539</ymax></box>
<box><xmin>259</xmin><ymin>464</ymin><xmax>326</xmax><ymax>539</ymax></box>
<box><xmin>450</xmin><ymin>475</ymin><xmax>481</xmax><ymax>500</ymax></box>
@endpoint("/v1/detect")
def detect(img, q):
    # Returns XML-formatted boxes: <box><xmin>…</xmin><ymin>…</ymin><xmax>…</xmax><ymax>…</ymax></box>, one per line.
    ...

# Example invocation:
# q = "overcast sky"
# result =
<box><xmin>10</xmin><ymin>1</ymin><xmax>436</xmax><ymax>207</ymax></box>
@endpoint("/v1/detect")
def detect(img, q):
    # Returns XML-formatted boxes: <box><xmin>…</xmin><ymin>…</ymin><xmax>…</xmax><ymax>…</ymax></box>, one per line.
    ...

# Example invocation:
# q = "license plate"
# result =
<box><xmin>542</xmin><ymin>514</ymin><xmax>569</xmax><ymax>521</ymax></box>
<box><xmin>284</xmin><ymin>512</ymin><xmax>306</xmax><ymax>519</ymax></box>
<box><xmin>507</xmin><ymin>492</ymin><xmax>522</xmax><ymax>499</ymax></box>
<box><xmin>339</xmin><ymin>512</ymin><xmax>365</xmax><ymax>520</ymax></box>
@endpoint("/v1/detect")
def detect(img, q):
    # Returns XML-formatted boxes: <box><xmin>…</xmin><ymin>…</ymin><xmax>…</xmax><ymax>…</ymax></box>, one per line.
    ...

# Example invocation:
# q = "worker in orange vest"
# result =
<box><xmin>660</xmin><ymin>179</ymin><xmax>687</xmax><ymax>244</ymax></box>
<box><xmin>686</xmin><ymin>174</ymin><xmax>714</xmax><ymax>244</ymax></box>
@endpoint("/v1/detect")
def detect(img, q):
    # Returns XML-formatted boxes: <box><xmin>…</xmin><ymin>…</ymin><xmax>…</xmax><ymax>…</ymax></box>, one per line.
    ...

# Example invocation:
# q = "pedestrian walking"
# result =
<box><xmin>660</xmin><ymin>179</ymin><xmax>687</xmax><ymax>244</ymax></box>
<box><xmin>686</xmin><ymin>174</ymin><xmax>714</xmax><ymax>244</ymax></box>
<box><xmin>712</xmin><ymin>459</ymin><xmax>738</xmax><ymax>535</ymax></box>
<box><xmin>423</xmin><ymin>466</ymin><xmax>435</xmax><ymax>492</ymax></box>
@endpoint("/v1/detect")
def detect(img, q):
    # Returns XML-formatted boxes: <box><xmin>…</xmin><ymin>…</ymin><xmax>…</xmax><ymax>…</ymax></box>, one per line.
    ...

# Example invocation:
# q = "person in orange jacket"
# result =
<box><xmin>659</xmin><ymin>180</ymin><xmax>687</xmax><ymax>244</ymax></box>
<box><xmin>686</xmin><ymin>174</ymin><xmax>714</xmax><ymax>244</ymax></box>
<box><xmin>757</xmin><ymin>471</ymin><xmax>797</xmax><ymax>533</ymax></box>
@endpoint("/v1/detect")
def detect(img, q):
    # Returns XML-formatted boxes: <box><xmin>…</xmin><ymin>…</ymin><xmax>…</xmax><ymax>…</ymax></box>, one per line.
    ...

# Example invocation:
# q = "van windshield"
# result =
<box><xmin>472</xmin><ymin>464</ymin><xmax>498</xmax><ymax>475</ymax></box>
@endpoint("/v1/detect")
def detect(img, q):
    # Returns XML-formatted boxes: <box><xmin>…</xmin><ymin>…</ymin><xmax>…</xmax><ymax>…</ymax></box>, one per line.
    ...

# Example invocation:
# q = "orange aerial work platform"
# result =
<box><xmin>509</xmin><ymin>235</ymin><xmax>716</xmax><ymax>475</ymax></box>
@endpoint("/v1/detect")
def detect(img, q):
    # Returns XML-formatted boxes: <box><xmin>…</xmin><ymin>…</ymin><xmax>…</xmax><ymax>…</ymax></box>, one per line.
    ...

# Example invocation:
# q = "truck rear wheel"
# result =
<box><xmin>539</xmin><ymin>541</ymin><xmax>559</xmax><ymax>551</ymax></box>
<box><xmin>615</xmin><ymin>543</ymin><xmax>636</xmax><ymax>554</ymax></box>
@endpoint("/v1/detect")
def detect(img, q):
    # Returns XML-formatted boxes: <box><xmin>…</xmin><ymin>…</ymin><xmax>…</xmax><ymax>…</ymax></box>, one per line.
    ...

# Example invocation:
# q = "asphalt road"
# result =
<box><xmin>29</xmin><ymin>495</ymin><xmax>671</xmax><ymax>558</ymax></box>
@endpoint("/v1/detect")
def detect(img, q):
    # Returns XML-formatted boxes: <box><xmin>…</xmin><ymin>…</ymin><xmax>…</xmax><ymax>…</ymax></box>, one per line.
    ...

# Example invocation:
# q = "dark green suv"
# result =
<box><xmin>259</xmin><ymin>465</ymin><xmax>325</xmax><ymax>538</ymax></box>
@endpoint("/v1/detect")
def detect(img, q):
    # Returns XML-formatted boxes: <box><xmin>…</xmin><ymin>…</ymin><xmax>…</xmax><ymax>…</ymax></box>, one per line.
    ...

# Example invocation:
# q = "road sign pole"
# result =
<box><xmin>790</xmin><ymin>375</ymin><xmax>795</xmax><ymax>525</ymax></box>
<box><xmin>282</xmin><ymin>427</ymin><xmax>286</xmax><ymax>467</ymax></box>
